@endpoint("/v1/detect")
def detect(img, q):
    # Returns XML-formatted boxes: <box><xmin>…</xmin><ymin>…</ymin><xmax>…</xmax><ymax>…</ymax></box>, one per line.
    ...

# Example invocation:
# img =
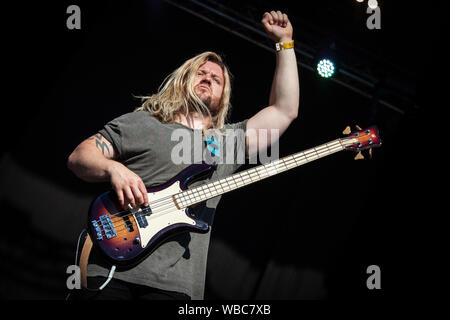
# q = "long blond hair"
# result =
<box><xmin>135</xmin><ymin>52</ymin><xmax>232</xmax><ymax>130</ymax></box>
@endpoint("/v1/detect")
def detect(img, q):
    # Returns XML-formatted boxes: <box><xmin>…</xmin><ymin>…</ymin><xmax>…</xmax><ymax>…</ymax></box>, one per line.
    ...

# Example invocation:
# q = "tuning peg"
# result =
<box><xmin>354</xmin><ymin>151</ymin><xmax>364</xmax><ymax>160</ymax></box>
<box><xmin>355</xmin><ymin>124</ymin><xmax>362</xmax><ymax>130</ymax></box>
<box><xmin>342</xmin><ymin>126</ymin><xmax>351</xmax><ymax>135</ymax></box>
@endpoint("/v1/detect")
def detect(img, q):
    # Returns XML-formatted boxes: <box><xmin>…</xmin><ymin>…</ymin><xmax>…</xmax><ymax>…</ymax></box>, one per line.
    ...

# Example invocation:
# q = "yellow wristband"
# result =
<box><xmin>275</xmin><ymin>40</ymin><xmax>294</xmax><ymax>51</ymax></box>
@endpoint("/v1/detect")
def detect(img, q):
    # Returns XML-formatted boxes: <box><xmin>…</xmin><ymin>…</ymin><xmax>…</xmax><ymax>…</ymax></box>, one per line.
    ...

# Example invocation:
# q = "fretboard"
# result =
<box><xmin>174</xmin><ymin>138</ymin><xmax>348</xmax><ymax>209</ymax></box>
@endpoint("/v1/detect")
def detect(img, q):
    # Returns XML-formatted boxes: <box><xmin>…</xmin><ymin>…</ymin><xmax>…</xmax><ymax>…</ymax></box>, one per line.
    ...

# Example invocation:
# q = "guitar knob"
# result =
<box><xmin>134</xmin><ymin>237</ymin><xmax>140</xmax><ymax>245</ymax></box>
<box><xmin>354</xmin><ymin>151</ymin><xmax>364</xmax><ymax>160</ymax></box>
<box><xmin>342</xmin><ymin>126</ymin><xmax>351</xmax><ymax>135</ymax></box>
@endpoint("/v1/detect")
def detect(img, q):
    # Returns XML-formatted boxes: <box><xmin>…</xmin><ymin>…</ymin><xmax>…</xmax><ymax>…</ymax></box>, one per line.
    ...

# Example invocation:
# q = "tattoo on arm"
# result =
<box><xmin>87</xmin><ymin>133</ymin><xmax>102</xmax><ymax>140</ymax></box>
<box><xmin>96</xmin><ymin>139</ymin><xmax>111</xmax><ymax>156</ymax></box>
<box><xmin>88</xmin><ymin>134</ymin><xmax>111</xmax><ymax>156</ymax></box>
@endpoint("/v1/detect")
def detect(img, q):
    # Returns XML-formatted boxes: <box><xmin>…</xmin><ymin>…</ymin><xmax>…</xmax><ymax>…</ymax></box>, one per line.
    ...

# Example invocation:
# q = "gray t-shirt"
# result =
<box><xmin>87</xmin><ymin>111</ymin><xmax>248</xmax><ymax>299</ymax></box>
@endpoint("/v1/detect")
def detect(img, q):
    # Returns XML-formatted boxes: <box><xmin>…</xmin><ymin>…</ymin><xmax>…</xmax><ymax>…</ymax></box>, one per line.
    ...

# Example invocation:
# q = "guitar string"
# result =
<box><xmin>103</xmin><ymin>139</ymin><xmax>344</xmax><ymax>229</ymax></box>
<box><xmin>104</xmin><ymin>138</ymin><xmax>349</xmax><ymax>224</ymax></box>
<box><xmin>99</xmin><ymin>140</ymin><xmax>347</xmax><ymax>236</ymax></box>
<box><xmin>108</xmin><ymin>142</ymin><xmax>347</xmax><ymax>236</ymax></box>
<box><xmin>94</xmin><ymin>137</ymin><xmax>351</xmax><ymax>226</ymax></box>
<box><xmin>97</xmin><ymin>140</ymin><xmax>346</xmax><ymax>236</ymax></box>
<box><xmin>107</xmin><ymin>141</ymin><xmax>353</xmax><ymax>238</ymax></box>
<box><xmin>98</xmin><ymin>140</ymin><xmax>347</xmax><ymax>236</ymax></box>
<box><xmin>173</xmin><ymin>138</ymin><xmax>346</xmax><ymax>208</ymax></box>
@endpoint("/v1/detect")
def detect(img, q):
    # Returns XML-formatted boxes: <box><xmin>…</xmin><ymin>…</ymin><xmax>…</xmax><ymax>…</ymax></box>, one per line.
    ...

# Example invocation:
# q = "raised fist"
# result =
<box><xmin>261</xmin><ymin>10</ymin><xmax>293</xmax><ymax>43</ymax></box>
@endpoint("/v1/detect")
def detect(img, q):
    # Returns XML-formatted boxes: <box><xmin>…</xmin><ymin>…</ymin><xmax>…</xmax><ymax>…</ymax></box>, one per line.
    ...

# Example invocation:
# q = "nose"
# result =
<box><xmin>201</xmin><ymin>74</ymin><xmax>212</xmax><ymax>84</ymax></box>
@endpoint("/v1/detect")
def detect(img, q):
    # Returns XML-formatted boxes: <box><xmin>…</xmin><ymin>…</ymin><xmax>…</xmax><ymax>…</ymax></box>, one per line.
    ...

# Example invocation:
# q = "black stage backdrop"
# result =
<box><xmin>0</xmin><ymin>0</ymin><xmax>441</xmax><ymax>301</ymax></box>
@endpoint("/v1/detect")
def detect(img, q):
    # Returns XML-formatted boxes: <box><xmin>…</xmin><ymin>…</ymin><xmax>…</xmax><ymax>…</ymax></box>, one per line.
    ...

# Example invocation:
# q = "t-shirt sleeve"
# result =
<box><xmin>98</xmin><ymin>113</ymin><xmax>135</xmax><ymax>160</ymax></box>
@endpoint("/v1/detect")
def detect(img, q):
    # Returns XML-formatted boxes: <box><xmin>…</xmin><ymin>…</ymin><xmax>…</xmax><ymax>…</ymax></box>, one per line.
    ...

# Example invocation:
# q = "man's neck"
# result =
<box><xmin>174</xmin><ymin>112</ymin><xmax>212</xmax><ymax>130</ymax></box>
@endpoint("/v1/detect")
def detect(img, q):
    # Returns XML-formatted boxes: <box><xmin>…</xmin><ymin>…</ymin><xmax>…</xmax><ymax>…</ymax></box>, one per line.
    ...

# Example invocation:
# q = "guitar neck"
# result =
<box><xmin>174</xmin><ymin>138</ymin><xmax>348</xmax><ymax>209</ymax></box>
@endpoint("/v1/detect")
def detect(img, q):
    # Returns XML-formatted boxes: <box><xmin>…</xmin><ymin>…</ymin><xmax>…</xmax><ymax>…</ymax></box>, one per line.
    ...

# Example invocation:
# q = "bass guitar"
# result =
<box><xmin>87</xmin><ymin>125</ymin><xmax>381</xmax><ymax>268</ymax></box>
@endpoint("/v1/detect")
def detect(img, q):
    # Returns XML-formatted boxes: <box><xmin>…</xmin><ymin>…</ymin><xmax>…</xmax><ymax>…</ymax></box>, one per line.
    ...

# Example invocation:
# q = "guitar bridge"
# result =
<box><xmin>91</xmin><ymin>215</ymin><xmax>117</xmax><ymax>240</ymax></box>
<box><xmin>91</xmin><ymin>220</ymin><xmax>103</xmax><ymax>240</ymax></box>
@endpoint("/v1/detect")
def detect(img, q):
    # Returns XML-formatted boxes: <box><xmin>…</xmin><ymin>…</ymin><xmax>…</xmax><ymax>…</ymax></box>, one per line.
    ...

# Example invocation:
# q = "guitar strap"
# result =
<box><xmin>79</xmin><ymin>232</ymin><xmax>93</xmax><ymax>288</ymax></box>
<box><xmin>76</xmin><ymin>231</ymin><xmax>116</xmax><ymax>291</ymax></box>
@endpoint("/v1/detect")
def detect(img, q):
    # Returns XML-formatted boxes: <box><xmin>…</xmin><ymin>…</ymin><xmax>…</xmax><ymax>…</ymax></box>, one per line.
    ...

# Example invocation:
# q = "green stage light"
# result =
<box><xmin>317</xmin><ymin>59</ymin><xmax>335</xmax><ymax>78</ymax></box>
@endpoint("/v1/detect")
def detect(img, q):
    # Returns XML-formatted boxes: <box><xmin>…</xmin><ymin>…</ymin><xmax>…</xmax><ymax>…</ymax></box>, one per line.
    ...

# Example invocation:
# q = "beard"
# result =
<box><xmin>200</xmin><ymin>95</ymin><xmax>212</xmax><ymax>108</ymax></box>
<box><xmin>194</xmin><ymin>86</ymin><xmax>213</xmax><ymax>109</ymax></box>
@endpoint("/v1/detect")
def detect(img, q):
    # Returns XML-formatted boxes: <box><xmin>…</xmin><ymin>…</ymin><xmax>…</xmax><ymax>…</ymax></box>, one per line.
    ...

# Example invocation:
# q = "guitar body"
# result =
<box><xmin>87</xmin><ymin>162</ymin><xmax>213</xmax><ymax>269</ymax></box>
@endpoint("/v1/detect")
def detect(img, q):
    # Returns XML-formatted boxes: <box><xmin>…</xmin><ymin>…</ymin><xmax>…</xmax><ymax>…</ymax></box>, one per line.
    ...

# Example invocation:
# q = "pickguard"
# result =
<box><xmin>135</xmin><ymin>181</ymin><xmax>196</xmax><ymax>248</ymax></box>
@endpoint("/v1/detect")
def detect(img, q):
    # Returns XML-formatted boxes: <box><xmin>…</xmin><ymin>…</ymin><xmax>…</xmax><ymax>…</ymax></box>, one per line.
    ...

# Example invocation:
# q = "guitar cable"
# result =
<box><xmin>65</xmin><ymin>229</ymin><xmax>117</xmax><ymax>300</ymax></box>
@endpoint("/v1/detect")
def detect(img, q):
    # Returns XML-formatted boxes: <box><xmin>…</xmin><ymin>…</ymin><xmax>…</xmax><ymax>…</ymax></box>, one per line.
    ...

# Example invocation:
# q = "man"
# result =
<box><xmin>67</xmin><ymin>10</ymin><xmax>299</xmax><ymax>300</ymax></box>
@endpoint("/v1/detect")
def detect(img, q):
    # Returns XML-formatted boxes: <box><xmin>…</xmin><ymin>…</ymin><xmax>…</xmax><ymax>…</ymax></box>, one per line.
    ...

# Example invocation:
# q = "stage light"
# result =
<box><xmin>356</xmin><ymin>0</ymin><xmax>364</xmax><ymax>2</ymax></box>
<box><xmin>317</xmin><ymin>59</ymin><xmax>335</xmax><ymax>78</ymax></box>
<box><xmin>368</xmin><ymin>0</ymin><xmax>378</xmax><ymax>9</ymax></box>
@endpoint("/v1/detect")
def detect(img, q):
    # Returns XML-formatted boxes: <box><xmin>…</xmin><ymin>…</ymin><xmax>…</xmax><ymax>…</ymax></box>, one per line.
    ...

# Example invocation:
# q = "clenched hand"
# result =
<box><xmin>261</xmin><ymin>10</ymin><xmax>293</xmax><ymax>42</ymax></box>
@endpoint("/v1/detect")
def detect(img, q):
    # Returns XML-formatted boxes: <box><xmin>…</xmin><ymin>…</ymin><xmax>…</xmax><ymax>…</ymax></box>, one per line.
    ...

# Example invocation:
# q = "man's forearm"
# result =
<box><xmin>269</xmin><ymin>41</ymin><xmax>300</xmax><ymax>119</ymax></box>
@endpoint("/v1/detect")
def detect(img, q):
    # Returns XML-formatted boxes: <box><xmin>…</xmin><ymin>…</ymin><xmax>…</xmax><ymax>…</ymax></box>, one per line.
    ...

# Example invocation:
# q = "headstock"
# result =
<box><xmin>341</xmin><ymin>125</ymin><xmax>382</xmax><ymax>160</ymax></box>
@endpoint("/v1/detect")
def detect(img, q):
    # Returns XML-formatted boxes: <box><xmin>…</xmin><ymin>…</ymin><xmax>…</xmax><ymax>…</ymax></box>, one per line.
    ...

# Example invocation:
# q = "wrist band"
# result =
<box><xmin>275</xmin><ymin>40</ymin><xmax>294</xmax><ymax>51</ymax></box>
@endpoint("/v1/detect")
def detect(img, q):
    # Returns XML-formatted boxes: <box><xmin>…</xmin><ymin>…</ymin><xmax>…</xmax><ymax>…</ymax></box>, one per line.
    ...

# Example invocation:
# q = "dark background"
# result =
<box><xmin>0</xmin><ymin>0</ymin><xmax>442</xmax><ymax>300</ymax></box>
